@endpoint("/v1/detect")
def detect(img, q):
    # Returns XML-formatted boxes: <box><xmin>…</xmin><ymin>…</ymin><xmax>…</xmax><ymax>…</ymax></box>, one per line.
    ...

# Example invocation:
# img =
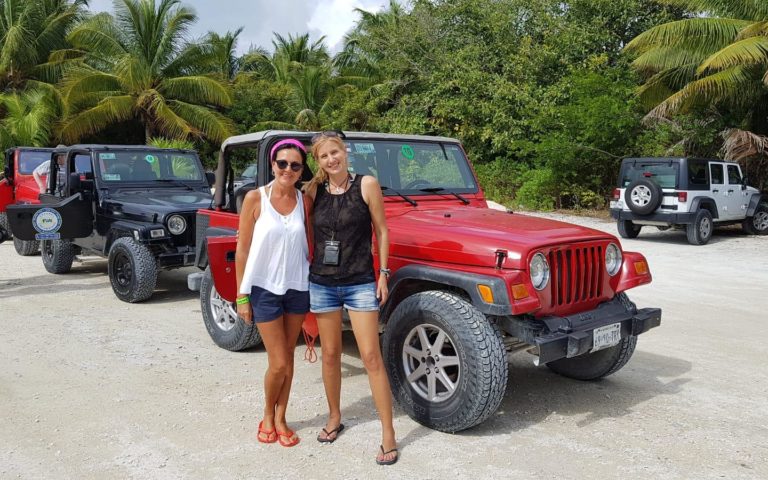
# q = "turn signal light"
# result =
<box><xmin>677</xmin><ymin>191</ymin><xmax>688</xmax><ymax>202</ymax></box>
<box><xmin>612</xmin><ymin>188</ymin><xmax>620</xmax><ymax>200</ymax></box>
<box><xmin>511</xmin><ymin>283</ymin><xmax>529</xmax><ymax>300</ymax></box>
<box><xmin>634</xmin><ymin>261</ymin><xmax>648</xmax><ymax>274</ymax></box>
<box><xmin>477</xmin><ymin>284</ymin><xmax>494</xmax><ymax>303</ymax></box>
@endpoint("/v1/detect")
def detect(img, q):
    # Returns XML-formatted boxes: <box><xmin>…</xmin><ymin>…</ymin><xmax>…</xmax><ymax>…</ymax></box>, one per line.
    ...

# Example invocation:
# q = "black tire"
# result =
<box><xmin>0</xmin><ymin>212</ymin><xmax>11</xmax><ymax>239</ymax></box>
<box><xmin>382</xmin><ymin>291</ymin><xmax>507</xmax><ymax>433</ymax></box>
<box><xmin>13</xmin><ymin>237</ymin><xmax>39</xmax><ymax>256</ymax></box>
<box><xmin>200</xmin><ymin>266</ymin><xmax>262</xmax><ymax>351</ymax></box>
<box><xmin>742</xmin><ymin>203</ymin><xmax>768</xmax><ymax>235</ymax></box>
<box><xmin>624</xmin><ymin>179</ymin><xmax>662</xmax><ymax>215</ymax></box>
<box><xmin>686</xmin><ymin>209</ymin><xmax>713</xmax><ymax>245</ymax></box>
<box><xmin>107</xmin><ymin>237</ymin><xmax>157</xmax><ymax>302</ymax></box>
<box><xmin>547</xmin><ymin>335</ymin><xmax>638</xmax><ymax>380</ymax></box>
<box><xmin>617</xmin><ymin>220</ymin><xmax>641</xmax><ymax>239</ymax></box>
<box><xmin>41</xmin><ymin>239</ymin><xmax>75</xmax><ymax>274</ymax></box>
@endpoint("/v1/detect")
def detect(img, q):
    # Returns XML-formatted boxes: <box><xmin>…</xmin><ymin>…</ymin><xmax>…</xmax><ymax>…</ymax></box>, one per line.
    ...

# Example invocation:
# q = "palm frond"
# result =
<box><xmin>67</xmin><ymin>12</ymin><xmax>126</xmax><ymax>58</ymax></box>
<box><xmin>58</xmin><ymin>94</ymin><xmax>135</xmax><ymax>142</ymax></box>
<box><xmin>158</xmin><ymin>75</ymin><xmax>232</xmax><ymax>106</ymax></box>
<box><xmin>647</xmin><ymin>66</ymin><xmax>751</xmax><ymax>117</ymax></box>
<box><xmin>167</xmin><ymin>99</ymin><xmax>234</xmax><ymax>142</ymax></box>
<box><xmin>625</xmin><ymin>18</ymin><xmax>750</xmax><ymax>53</ymax></box>
<box><xmin>659</xmin><ymin>0</ymin><xmax>768</xmax><ymax>21</ymax></box>
<box><xmin>721</xmin><ymin>128</ymin><xmax>768</xmax><ymax>160</ymax></box>
<box><xmin>697</xmin><ymin>35</ymin><xmax>768</xmax><ymax>73</ymax></box>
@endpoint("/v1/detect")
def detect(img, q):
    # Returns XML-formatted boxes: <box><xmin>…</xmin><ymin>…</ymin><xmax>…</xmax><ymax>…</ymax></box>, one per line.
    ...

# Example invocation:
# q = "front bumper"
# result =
<box><xmin>501</xmin><ymin>295</ymin><xmax>661</xmax><ymax>365</ymax></box>
<box><xmin>157</xmin><ymin>249</ymin><xmax>196</xmax><ymax>268</ymax></box>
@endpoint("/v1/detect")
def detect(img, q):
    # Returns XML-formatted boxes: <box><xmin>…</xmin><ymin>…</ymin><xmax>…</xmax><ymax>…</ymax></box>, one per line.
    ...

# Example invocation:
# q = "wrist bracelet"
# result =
<box><xmin>379</xmin><ymin>268</ymin><xmax>391</xmax><ymax>278</ymax></box>
<box><xmin>236</xmin><ymin>296</ymin><xmax>250</xmax><ymax>305</ymax></box>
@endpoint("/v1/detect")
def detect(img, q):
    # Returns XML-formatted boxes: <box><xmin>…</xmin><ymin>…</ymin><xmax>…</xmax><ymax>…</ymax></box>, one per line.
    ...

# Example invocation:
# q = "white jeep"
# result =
<box><xmin>609</xmin><ymin>157</ymin><xmax>767</xmax><ymax>245</ymax></box>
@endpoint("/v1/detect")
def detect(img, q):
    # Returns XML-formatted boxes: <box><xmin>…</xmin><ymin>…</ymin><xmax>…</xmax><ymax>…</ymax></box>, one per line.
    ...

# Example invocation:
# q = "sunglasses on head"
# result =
<box><xmin>311</xmin><ymin>130</ymin><xmax>345</xmax><ymax>144</ymax></box>
<box><xmin>274</xmin><ymin>159</ymin><xmax>304</xmax><ymax>172</ymax></box>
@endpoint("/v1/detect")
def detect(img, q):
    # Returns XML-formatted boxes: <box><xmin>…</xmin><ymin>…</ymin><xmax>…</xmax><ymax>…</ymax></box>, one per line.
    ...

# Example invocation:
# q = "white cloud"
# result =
<box><xmin>84</xmin><ymin>0</ymin><xmax>391</xmax><ymax>53</ymax></box>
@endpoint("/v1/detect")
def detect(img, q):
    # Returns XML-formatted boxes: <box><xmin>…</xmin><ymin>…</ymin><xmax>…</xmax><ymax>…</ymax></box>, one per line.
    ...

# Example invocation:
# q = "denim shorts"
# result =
<box><xmin>309</xmin><ymin>281</ymin><xmax>379</xmax><ymax>313</ymax></box>
<box><xmin>249</xmin><ymin>285</ymin><xmax>310</xmax><ymax>323</ymax></box>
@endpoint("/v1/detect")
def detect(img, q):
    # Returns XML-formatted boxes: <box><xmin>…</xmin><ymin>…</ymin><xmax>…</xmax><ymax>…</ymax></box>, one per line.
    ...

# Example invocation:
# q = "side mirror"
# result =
<box><xmin>742</xmin><ymin>176</ymin><xmax>749</xmax><ymax>190</ymax></box>
<box><xmin>69</xmin><ymin>172</ymin><xmax>82</xmax><ymax>192</ymax></box>
<box><xmin>206</xmin><ymin>171</ymin><xmax>216</xmax><ymax>187</ymax></box>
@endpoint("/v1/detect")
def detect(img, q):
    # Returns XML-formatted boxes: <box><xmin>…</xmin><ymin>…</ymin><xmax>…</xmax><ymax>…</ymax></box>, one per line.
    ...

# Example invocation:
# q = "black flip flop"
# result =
<box><xmin>316</xmin><ymin>423</ymin><xmax>345</xmax><ymax>443</ymax></box>
<box><xmin>376</xmin><ymin>445</ymin><xmax>398</xmax><ymax>466</ymax></box>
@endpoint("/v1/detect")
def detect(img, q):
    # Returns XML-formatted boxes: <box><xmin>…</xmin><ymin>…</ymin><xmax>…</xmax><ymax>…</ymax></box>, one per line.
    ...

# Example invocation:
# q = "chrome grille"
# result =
<box><xmin>548</xmin><ymin>245</ymin><xmax>603</xmax><ymax>307</ymax></box>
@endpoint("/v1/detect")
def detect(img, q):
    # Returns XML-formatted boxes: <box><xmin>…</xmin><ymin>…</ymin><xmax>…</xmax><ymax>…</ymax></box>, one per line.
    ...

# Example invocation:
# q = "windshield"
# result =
<box><xmin>240</xmin><ymin>163</ymin><xmax>257</xmax><ymax>179</ymax></box>
<box><xmin>620</xmin><ymin>161</ymin><xmax>678</xmax><ymax>189</ymax></box>
<box><xmin>345</xmin><ymin>140</ymin><xmax>477</xmax><ymax>193</ymax></box>
<box><xmin>17</xmin><ymin>151</ymin><xmax>51</xmax><ymax>174</ymax></box>
<box><xmin>96</xmin><ymin>150</ymin><xmax>204</xmax><ymax>183</ymax></box>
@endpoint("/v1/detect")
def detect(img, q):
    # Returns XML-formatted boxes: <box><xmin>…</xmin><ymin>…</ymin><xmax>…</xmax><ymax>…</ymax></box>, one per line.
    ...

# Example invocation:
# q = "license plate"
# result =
<box><xmin>609</xmin><ymin>200</ymin><xmax>623</xmax><ymax>209</ymax></box>
<box><xmin>592</xmin><ymin>323</ymin><xmax>621</xmax><ymax>352</ymax></box>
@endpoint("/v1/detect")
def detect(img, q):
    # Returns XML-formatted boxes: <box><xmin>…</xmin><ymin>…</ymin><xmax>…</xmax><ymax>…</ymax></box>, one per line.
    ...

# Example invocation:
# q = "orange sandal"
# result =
<box><xmin>277</xmin><ymin>429</ymin><xmax>300</xmax><ymax>447</ymax></box>
<box><xmin>257</xmin><ymin>421</ymin><xmax>277</xmax><ymax>444</ymax></box>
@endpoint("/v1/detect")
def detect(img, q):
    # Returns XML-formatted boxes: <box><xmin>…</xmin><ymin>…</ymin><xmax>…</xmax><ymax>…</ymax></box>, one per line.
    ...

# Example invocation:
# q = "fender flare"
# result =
<box><xmin>105</xmin><ymin>220</ymin><xmax>151</xmax><ymax>252</ymax></box>
<box><xmin>381</xmin><ymin>264</ymin><xmax>513</xmax><ymax>321</ymax></box>
<box><xmin>746</xmin><ymin>193</ymin><xmax>766</xmax><ymax>216</ymax></box>
<box><xmin>690</xmin><ymin>196</ymin><xmax>719</xmax><ymax>219</ymax></box>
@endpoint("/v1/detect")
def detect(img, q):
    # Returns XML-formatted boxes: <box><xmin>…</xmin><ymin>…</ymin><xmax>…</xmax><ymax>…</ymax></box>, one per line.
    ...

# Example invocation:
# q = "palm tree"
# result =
<box><xmin>58</xmin><ymin>0</ymin><xmax>234</xmax><ymax>144</ymax></box>
<box><xmin>0</xmin><ymin>88</ymin><xmax>58</xmax><ymax>149</ymax></box>
<box><xmin>625</xmin><ymin>0</ymin><xmax>768</xmax><ymax>158</ymax></box>
<box><xmin>241</xmin><ymin>33</ymin><xmax>330</xmax><ymax>84</ymax></box>
<box><xmin>0</xmin><ymin>0</ymin><xmax>87</xmax><ymax>90</ymax></box>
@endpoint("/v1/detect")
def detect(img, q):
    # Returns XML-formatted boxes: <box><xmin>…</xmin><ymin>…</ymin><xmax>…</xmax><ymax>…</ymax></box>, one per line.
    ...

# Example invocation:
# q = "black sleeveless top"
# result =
<box><xmin>310</xmin><ymin>174</ymin><xmax>375</xmax><ymax>286</ymax></box>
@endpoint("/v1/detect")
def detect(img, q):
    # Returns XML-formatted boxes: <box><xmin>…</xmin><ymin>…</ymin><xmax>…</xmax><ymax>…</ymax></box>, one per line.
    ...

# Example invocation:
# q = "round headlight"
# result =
<box><xmin>605</xmin><ymin>243</ymin><xmax>622</xmax><ymax>276</ymax></box>
<box><xmin>167</xmin><ymin>214</ymin><xmax>187</xmax><ymax>235</ymax></box>
<box><xmin>530</xmin><ymin>252</ymin><xmax>550</xmax><ymax>290</ymax></box>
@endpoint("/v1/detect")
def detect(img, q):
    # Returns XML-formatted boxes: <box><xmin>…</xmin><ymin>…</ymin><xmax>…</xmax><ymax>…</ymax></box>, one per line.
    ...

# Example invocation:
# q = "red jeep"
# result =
<box><xmin>188</xmin><ymin>131</ymin><xmax>661</xmax><ymax>433</ymax></box>
<box><xmin>0</xmin><ymin>147</ymin><xmax>55</xmax><ymax>254</ymax></box>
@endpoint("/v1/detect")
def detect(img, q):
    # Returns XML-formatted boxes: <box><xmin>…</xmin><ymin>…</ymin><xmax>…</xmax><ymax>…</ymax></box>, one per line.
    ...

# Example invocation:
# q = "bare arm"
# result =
<box><xmin>235</xmin><ymin>189</ymin><xmax>262</xmax><ymax>324</ymax></box>
<box><xmin>361</xmin><ymin>175</ymin><xmax>389</xmax><ymax>303</ymax></box>
<box><xmin>33</xmin><ymin>170</ymin><xmax>46</xmax><ymax>193</ymax></box>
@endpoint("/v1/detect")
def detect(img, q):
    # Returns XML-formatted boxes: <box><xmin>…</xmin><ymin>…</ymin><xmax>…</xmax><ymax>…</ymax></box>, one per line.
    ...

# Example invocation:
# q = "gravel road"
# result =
<box><xmin>1</xmin><ymin>213</ymin><xmax>766</xmax><ymax>480</ymax></box>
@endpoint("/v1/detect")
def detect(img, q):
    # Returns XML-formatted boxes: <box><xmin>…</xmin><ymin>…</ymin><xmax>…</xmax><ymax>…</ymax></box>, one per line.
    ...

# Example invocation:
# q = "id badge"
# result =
<box><xmin>323</xmin><ymin>240</ymin><xmax>341</xmax><ymax>266</ymax></box>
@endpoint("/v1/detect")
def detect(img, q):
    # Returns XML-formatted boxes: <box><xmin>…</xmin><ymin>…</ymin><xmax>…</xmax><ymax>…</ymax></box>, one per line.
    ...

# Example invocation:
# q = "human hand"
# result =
<box><xmin>237</xmin><ymin>300</ymin><xmax>253</xmax><ymax>325</ymax></box>
<box><xmin>376</xmin><ymin>275</ymin><xmax>389</xmax><ymax>304</ymax></box>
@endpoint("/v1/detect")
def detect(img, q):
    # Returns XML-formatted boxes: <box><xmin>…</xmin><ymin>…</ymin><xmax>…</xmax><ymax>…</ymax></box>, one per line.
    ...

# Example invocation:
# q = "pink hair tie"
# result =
<box><xmin>270</xmin><ymin>138</ymin><xmax>307</xmax><ymax>162</ymax></box>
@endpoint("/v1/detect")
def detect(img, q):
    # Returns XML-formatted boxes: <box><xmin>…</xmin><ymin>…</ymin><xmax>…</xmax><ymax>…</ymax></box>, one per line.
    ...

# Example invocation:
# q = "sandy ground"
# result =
<box><xmin>1</xmin><ymin>212</ymin><xmax>767</xmax><ymax>480</ymax></box>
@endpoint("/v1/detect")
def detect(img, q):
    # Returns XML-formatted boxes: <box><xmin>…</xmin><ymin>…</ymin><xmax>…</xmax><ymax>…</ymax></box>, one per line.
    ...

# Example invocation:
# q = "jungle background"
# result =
<box><xmin>2</xmin><ymin>0</ymin><xmax>768</xmax><ymax>210</ymax></box>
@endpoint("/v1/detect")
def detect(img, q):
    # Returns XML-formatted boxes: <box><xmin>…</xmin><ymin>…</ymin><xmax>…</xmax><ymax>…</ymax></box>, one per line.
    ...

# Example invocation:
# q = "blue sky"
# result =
<box><xmin>87</xmin><ymin>0</ymin><xmax>391</xmax><ymax>53</ymax></box>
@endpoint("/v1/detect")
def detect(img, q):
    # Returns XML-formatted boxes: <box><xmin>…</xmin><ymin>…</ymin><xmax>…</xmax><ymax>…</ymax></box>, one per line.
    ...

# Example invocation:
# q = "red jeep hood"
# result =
<box><xmin>388</xmin><ymin>207</ymin><xmax>614</xmax><ymax>269</ymax></box>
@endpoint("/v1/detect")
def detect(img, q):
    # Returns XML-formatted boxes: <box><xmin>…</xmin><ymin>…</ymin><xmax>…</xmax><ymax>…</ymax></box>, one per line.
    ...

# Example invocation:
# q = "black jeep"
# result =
<box><xmin>7</xmin><ymin>145</ymin><xmax>214</xmax><ymax>302</ymax></box>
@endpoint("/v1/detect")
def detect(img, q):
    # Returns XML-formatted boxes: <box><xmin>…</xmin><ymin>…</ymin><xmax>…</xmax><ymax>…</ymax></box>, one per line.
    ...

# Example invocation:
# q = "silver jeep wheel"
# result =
<box><xmin>698</xmin><ymin>216</ymin><xmax>711</xmax><ymax>238</ymax></box>
<box><xmin>753</xmin><ymin>210</ymin><xmax>768</xmax><ymax>232</ymax></box>
<box><xmin>630</xmin><ymin>185</ymin><xmax>652</xmax><ymax>207</ymax></box>
<box><xmin>209</xmin><ymin>284</ymin><xmax>238</xmax><ymax>332</ymax></box>
<box><xmin>402</xmin><ymin>324</ymin><xmax>461</xmax><ymax>402</ymax></box>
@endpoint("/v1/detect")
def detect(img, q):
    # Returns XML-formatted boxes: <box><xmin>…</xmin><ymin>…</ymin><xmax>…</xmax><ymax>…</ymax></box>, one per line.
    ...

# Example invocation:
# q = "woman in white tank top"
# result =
<box><xmin>235</xmin><ymin>139</ymin><xmax>311</xmax><ymax>447</ymax></box>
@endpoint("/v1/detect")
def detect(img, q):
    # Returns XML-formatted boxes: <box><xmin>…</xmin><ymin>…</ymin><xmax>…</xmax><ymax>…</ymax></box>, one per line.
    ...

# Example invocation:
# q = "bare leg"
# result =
<box><xmin>255</xmin><ymin>316</ymin><xmax>292</xmax><ymax>441</ymax></box>
<box><xmin>348</xmin><ymin>310</ymin><xmax>397</xmax><ymax>462</ymax></box>
<box><xmin>272</xmin><ymin>312</ymin><xmax>305</xmax><ymax>443</ymax></box>
<box><xmin>316</xmin><ymin>310</ymin><xmax>344</xmax><ymax>440</ymax></box>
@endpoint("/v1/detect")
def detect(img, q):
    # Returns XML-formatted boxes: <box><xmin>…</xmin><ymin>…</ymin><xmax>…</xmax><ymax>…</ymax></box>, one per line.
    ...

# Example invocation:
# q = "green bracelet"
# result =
<box><xmin>235</xmin><ymin>296</ymin><xmax>250</xmax><ymax>305</ymax></box>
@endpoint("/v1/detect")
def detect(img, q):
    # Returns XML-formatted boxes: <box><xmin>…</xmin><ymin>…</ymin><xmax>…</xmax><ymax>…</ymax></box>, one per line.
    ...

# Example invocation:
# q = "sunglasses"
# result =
<box><xmin>311</xmin><ymin>130</ymin><xmax>345</xmax><ymax>144</ymax></box>
<box><xmin>274</xmin><ymin>159</ymin><xmax>304</xmax><ymax>172</ymax></box>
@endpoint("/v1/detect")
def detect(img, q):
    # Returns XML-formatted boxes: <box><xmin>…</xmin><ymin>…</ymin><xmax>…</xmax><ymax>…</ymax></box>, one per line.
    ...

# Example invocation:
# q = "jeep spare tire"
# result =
<box><xmin>108</xmin><ymin>237</ymin><xmax>157</xmax><ymax>302</ymax></box>
<box><xmin>382</xmin><ymin>291</ymin><xmax>507</xmax><ymax>433</ymax></box>
<box><xmin>624</xmin><ymin>179</ymin><xmax>662</xmax><ymax>215</ymax></box>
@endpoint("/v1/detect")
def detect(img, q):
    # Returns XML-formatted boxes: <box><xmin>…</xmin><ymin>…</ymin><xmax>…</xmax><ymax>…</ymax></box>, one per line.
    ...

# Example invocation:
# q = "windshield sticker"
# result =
<box><xmin>401</xmin><ymin>145</ymin><xmax>415</xmax><ymax>159</ymax></box>
<box><xmin>145</xmin><ymin>154</ymin><xmax>157</xmax><ymax>164</ymax></box>
<box><xmin>354</xmin><ymin>143</ymin><xmax>376</xmax><ymax>154</ymax></box>
<box><xmin>99</xmin><ymin>153</ymin><xmax>116</xmax><ymax>160</ymax></box>
<box><xmin>103</xmin><ymin>174</ymin><xmax>121</xmax><ymax>181</ymax></box>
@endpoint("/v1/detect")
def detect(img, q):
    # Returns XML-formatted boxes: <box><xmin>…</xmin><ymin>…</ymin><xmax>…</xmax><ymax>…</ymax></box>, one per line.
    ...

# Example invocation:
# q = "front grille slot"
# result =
<box><xmin>548</xmin><ymin>245</ymin><xmax>603</xmax><ymax>307</ymax></box>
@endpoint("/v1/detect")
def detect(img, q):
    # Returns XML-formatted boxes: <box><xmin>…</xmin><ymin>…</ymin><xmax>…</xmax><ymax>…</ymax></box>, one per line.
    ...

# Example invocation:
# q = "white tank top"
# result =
<box><xmin>239</xmin><ymin>184</ymin><xmax>309</xmax><ymax>295</ymax></box>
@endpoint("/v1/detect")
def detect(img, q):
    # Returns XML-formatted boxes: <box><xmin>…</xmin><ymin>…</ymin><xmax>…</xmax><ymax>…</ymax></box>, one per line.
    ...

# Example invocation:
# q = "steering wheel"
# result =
<box><xmin>404</xmin><ymin>179</ymin><xmax>431</xmax><ymax>190</ymax></box>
